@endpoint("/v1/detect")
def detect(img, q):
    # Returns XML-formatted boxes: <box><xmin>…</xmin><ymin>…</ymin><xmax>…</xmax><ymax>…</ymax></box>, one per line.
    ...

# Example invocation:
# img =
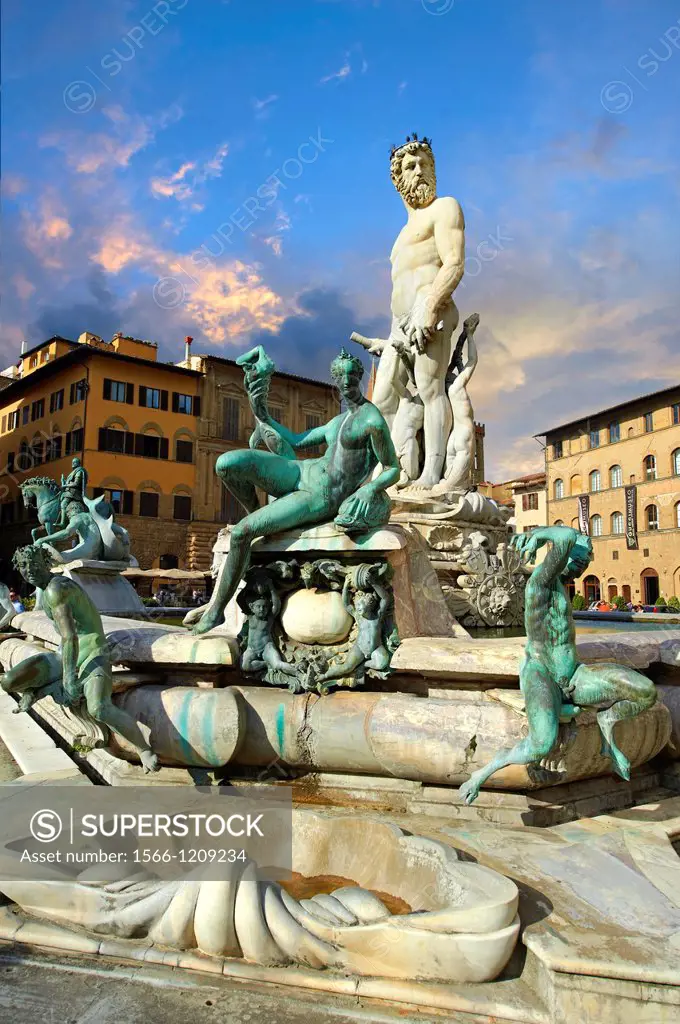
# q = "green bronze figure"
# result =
<box><xmin>3</xmin><ymin>545</ymin><xmax>159</xmax><ymax>772</ymax></box>
<box><xmin>192</xmin><ymin>347</ymin><xmax>400</xmax><ymax>635</ymax></box>
<box><xmin>459</xmin><ymin>526</ymin><xmax>657</xmax><ymax>804</ymax></box>
<box><xmin>56</xmin><ymin>457</ymin><xmax>88</xmax><ymax>527</ymax></box>
<box><xmin>314</xmin><ymin>564</ymin><xmax>396</xmax><ymax>686</ymax></box>
<box><xmin>238</xmin><ymin>571</ymin><xmax>299</xmax><ymax>682</ymax></box>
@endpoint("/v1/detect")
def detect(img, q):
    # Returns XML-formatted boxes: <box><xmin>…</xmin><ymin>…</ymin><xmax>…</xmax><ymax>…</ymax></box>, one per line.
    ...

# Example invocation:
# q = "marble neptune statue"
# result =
<box><xmin>459</xmin><ymin>527</ymin><xmax>657</xmax><ymax>804</ymax></box>
<box><xmin>190</xmin><ymin>347</ymin><xmax>400</xmax><ymax>635</ymax></box>
<box><xmin>353</xmin><ymin>133</ymin><xmax>465</xmax><ymax>490</ymax></box>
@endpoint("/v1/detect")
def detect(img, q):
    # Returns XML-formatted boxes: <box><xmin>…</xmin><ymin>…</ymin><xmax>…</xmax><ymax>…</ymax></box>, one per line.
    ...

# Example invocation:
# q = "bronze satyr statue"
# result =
<box><xmin>459</xmin><ymin>526</ymin><xmax>657</xmax><ymax>804</ymax></box>
<box><xmin>4</xmin><ymin>545</ymin><xmax>159</xmax><ymax>773</ymax></box>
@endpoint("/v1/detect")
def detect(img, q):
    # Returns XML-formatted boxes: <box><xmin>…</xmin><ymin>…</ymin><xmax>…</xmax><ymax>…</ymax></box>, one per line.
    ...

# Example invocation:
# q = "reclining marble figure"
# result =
<box><xmin>3</xmin><ymin>544</ymin><xmax>159</xmax><ymax>772</ymax></box>
<box><xmin>191</xmin><ymin>347</ymin><xmax>400</xmax><ymax>634</ymax></box>
<box><xmin>459</xmin><ymin>526</ymin><xmax>657</xmax><ymax>804</ymax></box>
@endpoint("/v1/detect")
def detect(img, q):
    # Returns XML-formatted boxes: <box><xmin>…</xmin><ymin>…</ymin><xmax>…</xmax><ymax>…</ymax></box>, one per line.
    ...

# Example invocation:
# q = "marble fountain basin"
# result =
<box><xmin>0</xmin><ymin>810</ymin><xmax>520</xmax><ymax>986</ymax></box>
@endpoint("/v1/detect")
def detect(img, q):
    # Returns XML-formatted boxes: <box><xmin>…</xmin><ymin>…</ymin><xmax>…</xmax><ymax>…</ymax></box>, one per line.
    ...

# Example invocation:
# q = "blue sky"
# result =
<box><xmin>2</xmin><ymin>0</ymin><xmax>679</xmax><ymax>478</ymax></box>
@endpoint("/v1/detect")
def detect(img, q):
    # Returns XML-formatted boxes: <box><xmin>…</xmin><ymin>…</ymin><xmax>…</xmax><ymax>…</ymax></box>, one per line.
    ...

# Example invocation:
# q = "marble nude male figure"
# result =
<box><xmin>191</xmin><ymin>348</ymin><xmax>400</xmax><ymax>635</ymax></box>
<box><xmin>459</xmin><ymin>526</ymin><xmax>657</xmax><ymax>804</ymax></box>
<box><xmin>358</xmin><ymin>134</ymin><xmax>465</xmax><ymax>488</ymax></box>
<box><xmin>3</xmin><ymin>545</ymin><xmax>159</xmax><ymax>772</ymax></box>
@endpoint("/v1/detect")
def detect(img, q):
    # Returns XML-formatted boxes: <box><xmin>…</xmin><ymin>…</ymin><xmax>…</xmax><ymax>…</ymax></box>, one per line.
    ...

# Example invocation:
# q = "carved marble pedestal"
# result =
<box><xmin>389</xmin><ymin>494</ymin><xmax>525</xmax><ymax>629</ymax></box>
<box><xmin>210</xmin><ymin>522</ymin><xmax>467</xmax><ymax>693</ymax></box>
<box><xmin>52</xmin><ymin>560</ymin><xmax>148</xmax><ymax>619</ymax></box>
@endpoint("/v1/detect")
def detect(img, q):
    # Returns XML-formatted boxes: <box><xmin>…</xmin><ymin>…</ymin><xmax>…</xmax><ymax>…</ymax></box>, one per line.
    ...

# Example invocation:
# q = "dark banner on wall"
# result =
<box><xmin>625</xmin><ymin>484</ymin><xmax>638</xmax><ymax>549</ymax></box>
<box><xmin>578</xmin><ymin>494</ymin><xmax>590</xmax><ymax>534</ymax></box>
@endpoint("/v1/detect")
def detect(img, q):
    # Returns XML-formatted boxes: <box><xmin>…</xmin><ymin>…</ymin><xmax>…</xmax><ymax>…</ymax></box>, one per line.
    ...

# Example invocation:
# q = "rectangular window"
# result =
<box><xmin>644</xmin><ymin>411</ymin><xmax>653</xmax><ymax>432</ymax></box>
<box><xmin>222</xmin><ymin>397</ymin><xmax>240</xmax><ymax>441</ymax></box>
<box><xmin>22</xmin><ymin>406</ymin><xmax>29</xmax><ymax>425</ymax></box>
<box><xmin>105</xmin><ymin>489</ymin><xmax>133</xmax><ymax>515</ymax></box>
<box><xmin>29</xmin><ymin>355</ymin><xmax>38</xmax><ymax>369</ymax></box>
<box><xmin>65</xmin><ymin>427</ymin><xmax>84</xmax><ymax>454</ymax></box>
<box><xmin>612</xmin><ymin>551</ymin><xmax>619</xmax><ymax>560</ymax></box>
<box><xmin>31</xmin><ymin>440</ymin><xmax>43</xmax><ymax>466</ymax></box>
<box><xmin>46</xmin><ymin>435</ymin><xmax>63</xmax><ymax>462</ymax></box>
<box><xmin>49</xmin><ymin>389</ymin><xmax>64</xmax><ymax>413</ymax></box>
<box><xmin>172</xmin><ymin>392</ymin><xmax>194</xmax><ymax>415</ymax></box>
<box><xmin>522</xmin><ymin>492</ymin><xmax>539</xmax><ymax>511</ymax></box>
<box><xmin>269</xmin><ymin>406</ymin><xmax>285</xmax><ymax>426</ymax></box>
<box><xmin>139</xmin><ymin>491</ymin><xmax>159</xmax><ymax>518</ymax></box>
<box><xmin>31</xmin><ymin>399</ymin><xmax>45</xmax><ymax>421</ymax></box>
<box><xmin>8</xmin><ymin>411</ymin><xmax>19</xmax><ymax>431</ymax></box>
<box><xmin>305</xmin><ymin>414</ymin><xmax>322</xmax><ymax>454</ymax></box>
<box><xmin>41</xmin><ymin>350</ymin><xmax>49</xmax><ymax>363</ymax></box>
<box><xmin>139</xmin><ymin>386</ymin><xmax>168</xmax><ymax>410</ymax></box>
<box><xmin>70</xmin><ymin>379</ymin><xmax>87</xmax><ymax>404</ymax></box>
<box><xmin>175</xmin><ymin>439</ymin><xmax>194</xmax><ymax>463</ymax></box>
<box><xmin>7</xmin><ymin>452</ymin><xmax>14</xmax><ymax>473</ymax></box>
<box><xmin>173</xmin><ymin>494</ymin><xmax>192</xmax><ymax>520</ymax></box>
<box><xmin>608</xmin><ymin>421</ymin><xmax>620</xmax><ymax>443</ymax></box>
<box><xmin>98</xmin><ymin>427</ymin><xmax>128</xmax><ymax>454</ymax></box>
<box><xmin>1</xmin><ymin>416</ymin><xmax>5</xmax><ymax>433</ymax></box>
<box><xmin>104</xmin><ymin>379</ymin><xmax>133</xmax><ymax>403</ymax></box>
<box><xmin>221</xmin><ymin>487</ymin><xmax>241</xmax><ymax>524</ymax></box>
<box><xmin>589</xmin><ymin>428</ymin><xmax>600</xmax><ymax>449</ymax></box>
<box><xmin>673</xmin><ymin>403</ymin><xmax>680</xmax><ymax>426</ymax></box>
<box><xmin>553</xmin><ymin>440</ymin><xmax>563</xmax><ymax>459</ymax></box>
<box><xmin>133</xmin><ymin>433</ymin><xmax>169</xmax><ymax>459</ymax></box>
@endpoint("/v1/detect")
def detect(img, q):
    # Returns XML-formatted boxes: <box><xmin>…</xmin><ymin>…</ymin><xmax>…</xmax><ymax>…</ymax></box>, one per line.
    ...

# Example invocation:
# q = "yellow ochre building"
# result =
<box><xmin>537</xmin><ymin>385</ymin><xmax>680</xmax><ymax>606</ymax></box>
<box><xmin>0</xmin><ymin>332</ymin><xmax>338</xmax><ymax>574</ymax></box>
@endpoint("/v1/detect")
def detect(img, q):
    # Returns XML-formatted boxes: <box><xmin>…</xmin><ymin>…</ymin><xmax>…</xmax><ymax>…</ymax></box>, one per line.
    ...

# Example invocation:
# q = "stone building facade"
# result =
<box><xmin>510</xmin><ymin>472</ymin><xmax>547</xmax><ymax>534</ymax></box>
<box><xmin>539</xmin><ymin>385</ymin><xmax>680</xmax><ymax>605</ymax></box>
<box><xmin>0</xmin><ymin>334</ymin><xmax>338</xmax><ymax>578</ymax></box>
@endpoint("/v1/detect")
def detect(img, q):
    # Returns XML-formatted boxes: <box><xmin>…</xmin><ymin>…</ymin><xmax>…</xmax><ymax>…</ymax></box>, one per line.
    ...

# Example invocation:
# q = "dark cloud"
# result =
<box><xmin>246</xmin><ymin>287</ymin><xmax>390</xmax><ymax>382</ymax></box>
<box><xmin>29</xmin><ymin>268</ymin><xmax>124</xmax><ymax>342</ymax></box>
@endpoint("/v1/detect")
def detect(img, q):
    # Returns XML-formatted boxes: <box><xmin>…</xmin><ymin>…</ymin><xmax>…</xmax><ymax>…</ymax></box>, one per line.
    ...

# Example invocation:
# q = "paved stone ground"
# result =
<box><xmin>0</xmin><ymin>954</ymin><xmax>482</xmax><ymax>1024</ymax></box>
<box><xmin>0</xmin><ymin>738</ymin><xmax>20</xmax><ymax>782</ymax></box>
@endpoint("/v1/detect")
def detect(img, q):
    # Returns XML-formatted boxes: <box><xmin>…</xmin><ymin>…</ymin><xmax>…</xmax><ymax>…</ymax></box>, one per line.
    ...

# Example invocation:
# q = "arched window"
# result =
<box><xmin>646</xmin><ymin>504</ymin><xmax>659</xmax><ymax>531</ymax></box>
<box><xmin>583</xmin><ymin>575</ymin><xmax>600</xmax><ymax>604</ymax></box>
<box><xmin>609</xmin><ymin>464</ymin><xmax>622</xmax><ymax>488</ymax></box>
<box><xmin>641</xmin><ymin>568</ymin><xmax>659</xmax><ymax>606</ymax></box>
<box><xmin>570</xmin><ymin>473</ymin><xmax>582</xmax><ymax>495</ymax></box>
<box><xmin>676</xmin><ymin>502</ymin><xmax>680</xmax><ymax>529</ymax></box>
<box><xmin>589</xmin><ymin>470</ymin><xmax>601</xmax><ymax>492</ymax></box>
<box><xmin>159</xmin><ymin>554</ymin><xmax>179</xmax><ymax>570</ymax></box>
<box><xmin>644</xmin><ymin>454</ymin><xmax>657</xmax><ymax>480</ymax></box>
<box><xmin>554</xmin><ymin>519</ymin><xmax>564</xmax><ymax>526</ymax></box>
<box><xmin>672</xmin><ymin>449</ymin><xmax>680</xmax><ymax>476</ymax></box>
<box><xmin>591</xmin><ymin>514</ymin><xmax>602</xmax><ymax>536</ymax></box>
<box><xmin>571</xmin><ymin>517</ymin><xmax>579</xmax><ymax>529</ymax></box>
<box><xmin>611</xmin><ymin>511</ymin><xmax>624</xmax><ymax>534</ymax></box>
<box><xmin>554</xmin><ymin>478</ymin><xmax>564</xmax><ymax>500</ymax></box>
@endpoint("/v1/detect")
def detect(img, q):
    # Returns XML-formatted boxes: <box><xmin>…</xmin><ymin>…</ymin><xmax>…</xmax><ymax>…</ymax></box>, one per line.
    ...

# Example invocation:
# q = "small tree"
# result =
<box><xmin>667</xmin><ymin>596</ymin><xmax>680</xmax><ymax>612</ymax></box>
<box><xmin>572</xmin><ymin>593</ymin><xmax>586</xmax><ymax>611</ymax></box>
<box><xmin>654</xmin><ymin>595</ymin><xmax>667</xmax><ymax>612</ymax></box>
<box><xmin>612</xmin><ymin>595</ymin><xmax>627</xmax><ymax>611</ymax></box>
